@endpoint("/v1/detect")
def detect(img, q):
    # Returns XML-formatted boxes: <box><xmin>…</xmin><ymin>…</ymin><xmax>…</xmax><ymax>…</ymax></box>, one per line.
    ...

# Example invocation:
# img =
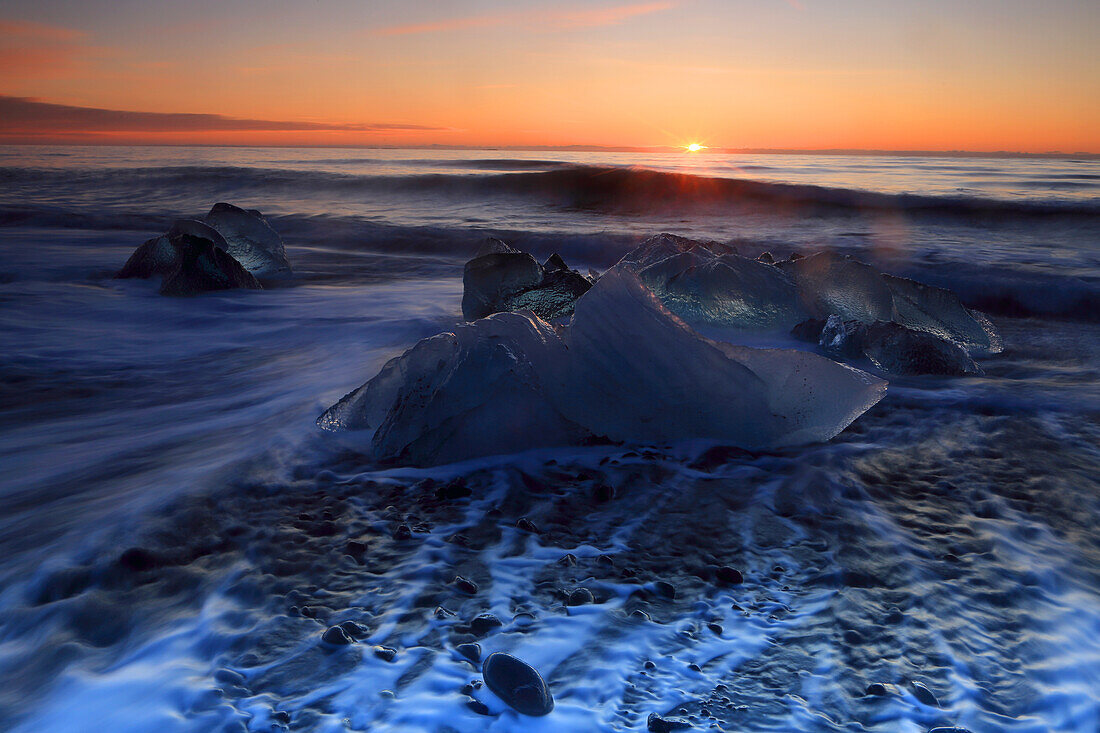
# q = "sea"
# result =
<box><xmin>0</xmin><ymin>146</ymin><xmax>1098</xmax><ymax>732</ymax></box>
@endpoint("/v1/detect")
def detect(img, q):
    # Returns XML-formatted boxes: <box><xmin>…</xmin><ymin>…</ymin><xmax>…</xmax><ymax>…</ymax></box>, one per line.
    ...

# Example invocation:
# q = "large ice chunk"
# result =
<box><xmin>116</xmin><ymin>219</ymin><xmax>261</xmax><ymax>296</ymax></box>
<box><xmin>203</xmin><ymin>202</ymin><xmax>291</xmax><ymax>278</ymax></box>
<box><xmin>558</xmin><ymin>267</ymin><xmax>887</xmax><ymax>448</ymax></box>
<box><xmin>320</xmin><ymin>268</ymin><xmax>886</xmax><ymax>464</ymax></box>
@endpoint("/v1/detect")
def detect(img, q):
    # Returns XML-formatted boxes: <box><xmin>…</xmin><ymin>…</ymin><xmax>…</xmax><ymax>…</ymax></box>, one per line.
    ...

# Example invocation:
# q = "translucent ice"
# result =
<box><xmin>203</xmin><ymin>202</ymin><xmax>291</xmax><ymax>278</ymax></box>
<box><xmin>317</xmin><ymin>311</ymin><xmax>586</xmax><ymax>465</ymax></box>
<box><xmin>461</xmin><ymin>238</ymin><xmax>591</xmax><ymax>321</ymax></box>
<box><xmin>320</xmin><ymin>267</ymin><xmax>886</xmax><ymax>464</ymax></box>
<box><xmin>558</xmin><ymin>267</ymin><xmax>887</xmax><ymax>449</ymax></box>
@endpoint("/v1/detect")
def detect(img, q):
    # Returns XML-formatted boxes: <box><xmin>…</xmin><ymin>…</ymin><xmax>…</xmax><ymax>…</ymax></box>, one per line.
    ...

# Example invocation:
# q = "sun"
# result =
<box><xmin>685</xmin><ymin>143</ymin><xmax>706</xmax><ymax>152</ymax></box>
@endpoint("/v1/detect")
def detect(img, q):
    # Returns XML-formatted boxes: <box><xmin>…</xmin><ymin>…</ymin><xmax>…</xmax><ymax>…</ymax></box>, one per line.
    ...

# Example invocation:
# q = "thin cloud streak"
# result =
<box><xmin>374</xmin><ymin>2</ymin><xmax>677</xmax><ymax>37</ymax></box>
<box><xmin>0</xmin><ymin>96</ymin><xmax>447</xmax><ymax>133</ymax></box>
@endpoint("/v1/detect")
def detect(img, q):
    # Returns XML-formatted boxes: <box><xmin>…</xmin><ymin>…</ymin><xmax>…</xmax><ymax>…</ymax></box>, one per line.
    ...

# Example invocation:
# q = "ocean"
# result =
<box><xmin>0</xmin><ymin>145</ymin><xmax>1098</xmax><ymax>732</ymax></box>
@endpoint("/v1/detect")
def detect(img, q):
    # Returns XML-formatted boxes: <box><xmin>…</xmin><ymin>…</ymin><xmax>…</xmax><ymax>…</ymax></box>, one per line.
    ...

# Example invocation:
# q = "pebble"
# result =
<box><xmin>647</xmin><ymin>712</ymin><xmax>692</xmax><ymax>731</ymax></box>
<box><xmin>567</xmin><ymin>588</ymin><xmax>595</xmax><ymax>606</ymax></box>
<box><xmin>482</xmin><ymin>652</ymin><xmax>554</xmax><ymax>717</ymax></box>
<box><xmin>716</xmin><ymin>566</ymin><xmax>743</xmax><ymax>585</ymax></box>
<box><xmin>321</xmin><ymin>626</ymin><xmax>353</xmax><ymax>645</ymax></box>
<box><xmin>516</xmin><ymin>517</ymin><xmax>538</xmax><ymax>533</ymax></box>
<box><xmin>470</xmin><ymin>612</ymin><xmax>504</xmax><ymax>636</ymax></box>
<box><xmin>910</xmin><ymin>681</ymin><xmax>939</xmax><ymax>707</ymax></box>
<box><xmin>457</xmin><ymin>642</ymin><xmax>481</xmax><ymax>663</ymax></box>
<box><xmin>454</xmin><ymin>576</ymin><xmax>479</xmax><ymax>594</ymax></box>
<box><xmin>373</xmin><ymin>645</ymin><xmax>398</xmax><ymax>662</ymax></box>
<box><xmin>654</xmin><ymin>581</ymin><xmax>677</xmax><ymax>599</ymax></box>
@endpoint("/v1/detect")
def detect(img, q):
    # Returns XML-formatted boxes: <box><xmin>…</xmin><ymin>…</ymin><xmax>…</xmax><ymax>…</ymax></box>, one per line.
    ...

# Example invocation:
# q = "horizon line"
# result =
<box><xmin>0</xmin><ymin>140</ymin><xmax>1096</xmax><ymax>160</ymax></box>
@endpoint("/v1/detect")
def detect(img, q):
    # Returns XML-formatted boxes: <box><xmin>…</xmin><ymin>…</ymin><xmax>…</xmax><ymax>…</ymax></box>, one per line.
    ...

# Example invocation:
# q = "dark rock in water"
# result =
<box><xmin>820</xmin><ymin>315</ymin><xmax>981</xmax><ymax>376</ymax></box>
<box><xmin>482</xmin><ymin>652</ymin><xmax>554</xmax><ymax>717</ymax></box>
<box><xmin>202</xmin><ymin>202</ymin><xmax>291</xmax><ymax>277</ymax></box>
<box><xmin>566</xmin><ymin>587</ymin><xmax>594</xmax><ymax>606</ymax></box>
<box><xmin>373</xmin><ymin>645</ymin><xmax>398</xmax><ymax>662</ymax></box>
<box><xmin>345</xmin><ymin>540</ymin><xmax>367</xmax><ymax>556</ymax></box>
<box><xmin>461</xmin><ymin>680</ymin><xmax>483</xmax><ymax>695</ymax></box>
<box><xmin>465</xmin><ymin>698</ymin><xmax>490</xmax><ymax>716</ymax></box>
<box><xmin>394</xmin><ymin>524</ymin><xmax>413</xmax><ymax>540</ymax></box>
<box><xmin>558</xmin><ymin>553</ymin><xmax>578</xmax><ymax>567</ymax></box>
<box><xmin>631</xmin><ymin>610</ymin><xmax>651</xmax><ymax>622</ymax></box>
<box><xmin>654</xmin><ymin>581</ymin><xmax>677</xmax><ymax>599</ymax></box>
<box><xmin>470</xmin><ymin>613</ymin><xmax>503</xmax><ymax>636</ymax></box>
<box><xmin>790</xmin><ymin>318</ymin><xmax>827</xmax><ymax>343</ymax></box>
<box><xmin>592</xmin><ymin>483</ymin><xmax>615</xmax><ymax>502</ymax></box>
<box><xmin>454</xmin><ymin>576</ymin><xmax>479</xmax><ymax>594</ymax></box>
<box><xmin>434</xmin><ymin>605</ymin><xmax>456</xmax><ymax>619</ymax></box>
<box><xmin>910</xmin><ymin>681</ymin><xmax>939</xmax><ymax>707</ymax></box>
<box><xmin>338</xmin><ymin>620</ymin><xmax>367</xmax><ymax>638</ymax></box>
<box><xmin>865</xmin><ymin>682</ymin><xmax>890</xmax><ymax>697</ymax></box>
<box><xmin>461</xmin><ymin>238</ymin><xmax>592</xmax><ymax>321</ymax></box>
<box><xmin>457</xmin><ymin>642</ymin><xmax>481</xmax><ymax>663</ymax></box>
<box><xmin>716</xmin><ymin>566</ymin><xmax>743</xmax><ymax>585</ymax></box>
<box><xmin>117</xmin><ymin>219</ymin><xmax>262</xmax><ymax>296</ymax></box>
<box><xmin>643</xmin><ymin>660</ymin><xmax>656</xmax><ymax>670</ymax></box>
<box><xmin>436</xmin><ymin>480</ymin><xmax>472</xmax><ymax>500</ymax></box>
<box><xmin>647</xmin><ymin>712</ymin><xmax>692</xmax><ymax>731</ymax></box>
<box><xmin>321</xmin><ymin>626</ymin><xmax>353</xmax><ymax>645</ymax></box>
<box><xmin>707</xmin><ymin>622</ymin><xmax>723</xmax><ymax>636</ymax></box>
<box><xmin>516</xmin><ymin>517</ymin><xmax>538</xmax><ymax>533</ymax></box>
<box><xmin>757</xmin><ymin>251</ymin><xmax>775</xmax><ymax>264</ymax></box>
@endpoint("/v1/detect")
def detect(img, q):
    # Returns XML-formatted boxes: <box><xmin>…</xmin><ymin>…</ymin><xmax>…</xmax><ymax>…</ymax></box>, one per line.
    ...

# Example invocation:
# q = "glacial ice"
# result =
<box><xmin>202</xmin><ymin>202</ymin><xmax>292</xmax><ymax>278</ymax></box>
<box><xmin>558</xmin><ymin>267</ymin><xmax>887</xmax><ymax>448</ymax></box>
<box><xmin>818</xmin><ymin>315</ymin><xmax>982</xmax><ymax>376</ymax></box>
<box><xmin>116</xmin><ymin>219</ymin><xmax>261</xmax><ymax>295</ymax></box>
<box><xmin>461</xmin><ymin>238</ymin><xmax>591</xmax><ymax>321</ymax></box>
<box><xmin>619</xmin><ymin>235</ymin><xmax>1002</xmax><ymax>355</ymax></box>
<box><xmin>320</xmin><ymin>267</ymin><xmax>886</xmax><ymax>465</ymax></box>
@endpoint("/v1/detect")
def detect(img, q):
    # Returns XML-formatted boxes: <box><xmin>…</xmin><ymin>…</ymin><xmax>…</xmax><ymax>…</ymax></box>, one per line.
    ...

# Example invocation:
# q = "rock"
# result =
<box><xmin>454</xmin><ymin>576</ymin><xmax>479</xmax><ymax>594</ymax></box>
<box><xmin>436</xmin><ymin>480</ymin><xmax>472</xmax><ymax>500</ymax></box>
<box><xmin>516</xmin><ymin>517</ymin><xmax>538</xmax><ymax>533</ymax></box>
<box><xmin>461</xmin><ymin>238</ymin><xmax>592</xmax><ymax>321</ymax></box>
<box><xmin>790</xmin><ymin>317</ymin><xmax>827</xmax><ymax>343</ymax></box>
<box><xmin>482</xmin><ymin>652</ymin><xmax>554</xmax><ymax>717</ymax></box>
<box><xmin>117</xmin><ymin>219</ymin><xmax>262</xmax><ymax>296</ymax></box>
<box><xmin>865</xmin><ymin>682</ymin><xmax>890</xmax><ymax>697</ymax></box>
<box><xmin>466</xmin><ymin>698</ymin><xmax>490</xmax><ymax>715</ymax></box>
<box><xmin>338</xmin><ymin>621</ymin><xmax>367</xmax><ymax>638</ymax></box>
<box><xmin>715</xmin><ymin>566</ymin><xmax>743</xmax><ymax>585</ymax></box>
<box><xmin>566</xmin><ymin>588</ymin><xmax>594</xmax><ymax>606</ymax></box>
<box><xmin>373</xmin><ymin>645</ymin><xmax>398</xmax><ymax>662</ymax></box>
<box><xmin>470</xmin><ymin>613</ymin><xmax>503</xmax><ymax>636</ymax></box>
<box><xmin>592</xmin><ymin>483</ymin><xmax>615</xmax><ymax>502</ymax></box>
<box><xmin>707</xmin><ymin>622</ymin><xmax>723</xmax><ymax>635</ymax></box>
<box><xmin>345</xmin><ymin>540</ymin><xmax>367</xmax><ymax>556</ymax></box>
<box><xmin>654</xmin><ymin>581</ymin><xmax>677</xmax><ymax>599</ymax></box>
<box><xmin>394</xmin><ymin>524</ymin><xmax>413</xmax><ymax>540</ymax></box>
<box><xmin>910</xmin><ymin>681</ymin><xmax>939</xmax><ymax>707</ymax></box>
<box><xmin>321</xmin><ymin>626</ymin><xmax>353</xmax><ymax>645</ymax></box>
<box><xmin>202</xmin><ymin>202</ymin><xmax>291</xmax><ymax>277</ymax></box>
<box><xmin>558</xmin><ymin>553</ymin><xmax>578</xmax><ymax>566</ymax></box>
<box><xmin>647</xmin><ymin>712</ymin><xmax>692</xmax><ymax>731</ymax></box>
<box><xmin>457</xmin><ymin>642</ymin><xmax>481</xmax><ymax>663</ymax></box>
<box><xmin>756</xmin><ymin>251</ymin><xmax>775</xmax><ymax>264</ymax></box>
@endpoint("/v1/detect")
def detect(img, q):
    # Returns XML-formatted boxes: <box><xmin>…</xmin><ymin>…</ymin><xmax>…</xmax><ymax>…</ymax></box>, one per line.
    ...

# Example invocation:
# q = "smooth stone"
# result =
<box><xmin>647</xmin><ymin>712</ymin><xmax>692</xmax><ymax>731</ymax></box>
<box><xmin>482</xmin><ymin>652</ymin><xmax>554</xmax><ymax>717</ymax></box>
<box><xmin>566</xmin><ymin>588</ymin><xmax>594</xmax><ymax>606</ymax></box>
<box><xmin>454</xmin><ymin>576</ymin><xmax>479</xmax><ymax>594</ymax></box>
<box><xmin>716</xmin><ymin>566</ymin><xmax>743</xmax><ymax>585</ymax></box>
<box><xmin>457</xmin><ymin>642</ymin><xmax>482</xmax><ymax>663</ymax></box>
<box><xmin>321</xmin><ymin>626</ymin><xmax>353</xmax><ymax>645</ymax></box>
<box><xmin>910</xmin><ymin>681</ymin><xmax>939</xmax><ymax>707</ymax></box>
<box><xmin>373</xmin><ymin>645</ymin><xmax>397</xmax><ymax>662</ymax></box>
<box><xmin>470</xmin><ymin>613</ymin><xmax>504</xmax><ymax>636</ymax></box>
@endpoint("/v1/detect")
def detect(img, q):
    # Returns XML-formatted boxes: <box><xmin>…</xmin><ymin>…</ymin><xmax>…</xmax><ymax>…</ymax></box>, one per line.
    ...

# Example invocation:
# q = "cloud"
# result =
<box><xmin>0</xmin><ymin>95</ymin><xmax>447</xmax><ymax>134</ymax></box>
<box><xmin>374</xmin><ymin>1</ymin><xmax>677</xmax><ymax>37</ymax></box>
<box><xmin>0</xmin><ymin>18</ymin><xmax>98</xmax><ymax>79</ymax></box>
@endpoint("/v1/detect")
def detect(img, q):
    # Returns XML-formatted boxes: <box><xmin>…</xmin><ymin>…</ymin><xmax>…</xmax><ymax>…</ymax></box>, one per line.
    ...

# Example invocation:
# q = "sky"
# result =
<box><xmin>0</xmin><ymin>0</ymin><xmax>1097</xmax><ymax>151</ymax></box>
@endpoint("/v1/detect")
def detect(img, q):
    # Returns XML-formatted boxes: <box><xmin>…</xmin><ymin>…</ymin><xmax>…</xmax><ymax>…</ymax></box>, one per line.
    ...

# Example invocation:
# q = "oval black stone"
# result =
<box><xmin>482</xmin><ymin>652</ymin><xmax>554</xmax><ymax>717</ymax></box>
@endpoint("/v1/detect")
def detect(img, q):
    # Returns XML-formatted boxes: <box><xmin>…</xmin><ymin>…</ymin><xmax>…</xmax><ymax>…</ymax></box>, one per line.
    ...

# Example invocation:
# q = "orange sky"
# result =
<box><xmin>1</xmin><ymin>1</ymin><xmax>1098</xmax><ymax>151</ymax></box>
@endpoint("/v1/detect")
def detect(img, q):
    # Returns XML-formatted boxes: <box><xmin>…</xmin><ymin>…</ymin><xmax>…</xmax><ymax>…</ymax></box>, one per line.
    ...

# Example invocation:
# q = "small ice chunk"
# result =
<box><xmin>203</xmin><ymin>202</ymin><xmax>291</xmax><ymax>277</ymax></box>
<box><xmin>461</xmin><ymin>238</ymin><xmax>591</xmax><ymax>321</ymax></box>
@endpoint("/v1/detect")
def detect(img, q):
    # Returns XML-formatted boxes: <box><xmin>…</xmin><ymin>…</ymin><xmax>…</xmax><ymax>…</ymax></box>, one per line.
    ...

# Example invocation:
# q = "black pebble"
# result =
<box><xmin>457</xmin><ymin>642</ymin><xmax>481</xmax><ymax>663</ymax></box>
<box><xmin>454</xmin><ymin>576</ymin><xmax>479</xmax><ymax>594</ymax></box>
<box><xmin>482</xmin><ymin>652</ymin><xmax>554</xmax><ymax>717</ymax></box>
<box><xmin>647</xmin><ymin>712</ymin><xmax>692</xmax><ymax>731</ymax></box>
<box><xmin>592</xmin><ymin>483</ymin><xmax>615</xmax><ymax>502</ymax></box>
<box><xmin>321</xmin><ymin>626</ymin><xmax>353</xmax><ymax>645</ymax></box>
<box><xmin>865</xmin><ymin>683</ymin><xmax>889</xmax><ymax>697</ymax></box>
<box><xmin>373</xmin><ymin>645</ymin><xmax>397</xmax><ymax>662</ymax></box>
<box><xmin>558</xmin><ymin>553</ymin><xmax>578</xmax><ymax>566</ymax></box>
<box><xmin>470</xmin><ymin>613</ymin><xmax>504</xmax><ymax>636</ymax></box>
<box><xmin>654</xmin><ymin>581</ymin><xmax>676</xmax><ymax>599</ymax></box>
<box><xmin>910</xmin><ymin>681</ymin><xmax>939</xmax><ymax>707</ymax></box>
<box><xmin>516</xmin><ymin>517</ymin><xmax>538</xmax><ymax>533</ymax></box>
<box><xmin>338</xmin><ymin>620</ymin><xmax>367</xmax><ymax>638</ymax></box>
<box><xmin>345</xmin><ymin>540</ymin><xmax>367</xmax><ymax>556</ymax></box>
<box><xmin>567</xmin><ymin>588</ymin><xmax>594</xmax><ymax>606</ymax></box>
<box><xmin>436</xmin><ymin>480</ymin><xmax>472</xmax><ymax>500</ymax></box>
<box><xmin>465</xmin><ymin>698</ymin><xmax>490</xmax><ymax>715</ymax></box>
<box><xmin>716</xmin><ymin>566</ymin><xmax>743</xmax><ymax>585</ymax></box>
<box><xmin>707</xmin><ymin>622</ymin><xmax>723</xmax><ymax>636</ymax></box>
<box><xmin>394</xmin><ymin>524</ymin><xmax>413</xmax><ymax>540</ymax></box>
